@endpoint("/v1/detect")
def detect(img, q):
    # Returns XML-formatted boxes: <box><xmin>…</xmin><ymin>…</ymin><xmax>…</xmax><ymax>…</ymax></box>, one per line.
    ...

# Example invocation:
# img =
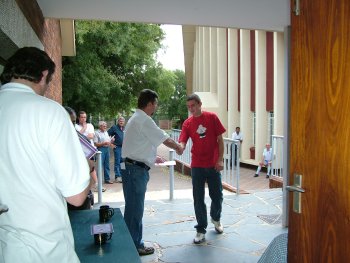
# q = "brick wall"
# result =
<box><xmin>159</xmin><ymin>120</ymin><xmax>173</xmax><ymax>130</ymax></box>
<box><xmin>42</xmin><ymin>19</ymin><xmax>62</xmax><ymax>103</ymax></box>
<box><xmin>15</xmin><ymin>0</ymin><xmax>62</xmax><ymax>103</ymax></box>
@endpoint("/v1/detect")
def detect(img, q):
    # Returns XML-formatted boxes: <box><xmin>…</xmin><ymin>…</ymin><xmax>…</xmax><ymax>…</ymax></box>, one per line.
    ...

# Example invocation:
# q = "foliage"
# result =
<box><xmin>156</xmin><ymin>70</ymin><xmax>188</xmax><ymax>128</ymax></box>
<box><xmin>62</xmin><ymin>21</ymin><xmax>176</xmax><ymax>119</ymax></box>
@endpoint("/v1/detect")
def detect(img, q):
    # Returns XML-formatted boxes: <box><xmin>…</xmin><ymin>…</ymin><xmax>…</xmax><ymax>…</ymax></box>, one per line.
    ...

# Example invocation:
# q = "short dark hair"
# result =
<box><xmin>137</xmin><ymin>89</ymin><xmax>158</xmax><ymax>109</ymax></box>
<box><xmin>187</xmin><ymin>93</ymin><xmax>201</xmax><ymax>104</ymax></box>
<box><xmin>64</xmin><ymin>106</ymin><xmax>77</xmax><ymax>124</ymax></box>
<box><xmin>0</xmin><ymin>47</ymin><xmax>55</xmax><ymax>85</ymax></box>
<box><xmin>78</xmin><ymin>111</ymin><xmax>87</xmax><ymax>117</ymax></box>
<box><xmin>64</xmin><ymin>106</ymin><xmax>76</xmax><ymax>116</ymax></box>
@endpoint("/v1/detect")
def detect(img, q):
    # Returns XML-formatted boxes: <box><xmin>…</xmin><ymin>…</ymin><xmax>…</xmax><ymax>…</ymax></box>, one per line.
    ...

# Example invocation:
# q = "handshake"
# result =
<box><xmin>175</xmin><ymin>143</ymin><xmax>184</xmax><ymax>155</ymax></box>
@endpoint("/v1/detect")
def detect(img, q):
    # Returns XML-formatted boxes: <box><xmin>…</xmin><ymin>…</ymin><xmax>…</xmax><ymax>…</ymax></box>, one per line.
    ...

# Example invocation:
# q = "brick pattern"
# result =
<box><xmin>269</xmin><ymin>176</ymin><xmax>283</xmax><ymax>188</ymax></box>
<box><xmin>42</xmin><ymin>19</ymin><xmax>62</xmax><ymax>103</ymax></box>
<box><xmin>15</xmin><ymin>0</ymin><xmax>62</xmax><ymax>103</ymax></box>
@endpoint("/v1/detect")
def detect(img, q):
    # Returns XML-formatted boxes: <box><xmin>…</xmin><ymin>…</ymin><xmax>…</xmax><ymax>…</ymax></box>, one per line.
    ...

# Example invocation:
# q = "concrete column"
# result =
<box><xmin>216</xmin><ymin>27</ymin><xmax>228</xmax><ymax>133</ymax></box>
<box><xmin>255</xmin><ymin>30</ymin><xmax>267</xmax><ymax>162</ymax></box>
<box><xmin>240</xmin><ymin>30</ymin><xmax>252</xmax><ymax>161</ymax></box>
<box><xmin>210</xmin><ymin>27</ymin><xmax>218</xmax><ymax>94</ymax></box>
<box><xmin>193</xmin><ymin>40</ymin><xmax>198</xmax><ymax>94</ymax></box>
<box><xmin>272</xmin><ymin>32</ymin><xmax>285</xmax><ymax>170</ymax></box>
<box><xmin>227</xmin><ymin>28</ymin><xmax>239</xmax><ymax>137</ymax></box>
<box><xmin>274</xmin><ymin>32</ymin><xmax>285</xmax><ymax>136</ymax></box>
<box><xmin>197</xmin><ymin>27</ymin><xmax>203</xmax><ymax>92</ymax></box>
<box><xmin>203</xmin><ymin>27</ymin><xmax>210</xmax><ymax>92</ymax></box>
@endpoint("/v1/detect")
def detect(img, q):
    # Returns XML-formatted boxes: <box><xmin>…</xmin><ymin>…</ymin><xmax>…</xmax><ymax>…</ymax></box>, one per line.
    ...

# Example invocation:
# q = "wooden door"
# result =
<box><xmin>288</xmin><ymin>0</ymin><xmax>350</xmax><ymax>261</ymax></box>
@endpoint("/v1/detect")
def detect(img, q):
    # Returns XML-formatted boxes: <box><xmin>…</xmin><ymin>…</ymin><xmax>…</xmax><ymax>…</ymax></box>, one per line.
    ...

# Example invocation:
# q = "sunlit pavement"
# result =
<box><xmin>94</xmin><ymin>155</ymin><xmax>287</xmax><ymax>263</ymax></box>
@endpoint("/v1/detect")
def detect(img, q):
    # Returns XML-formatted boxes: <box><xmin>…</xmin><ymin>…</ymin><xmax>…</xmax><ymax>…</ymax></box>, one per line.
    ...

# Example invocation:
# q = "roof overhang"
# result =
<box><xmin>37</xmin><ymin>0</ymin><xmax>290</xmax><ymax>32</ymax></box>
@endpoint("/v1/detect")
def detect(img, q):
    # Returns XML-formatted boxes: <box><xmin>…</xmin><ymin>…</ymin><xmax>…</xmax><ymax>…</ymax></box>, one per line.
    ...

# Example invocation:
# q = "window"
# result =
<box><xmin>252</xmin><ymin>112</ymin><xmax>256</xmax><ymax>146</ymax></box>
<box><xmin>268</xmin><ymin>112</ymin><xmax>274</xmax><ymax>144</ymax></box>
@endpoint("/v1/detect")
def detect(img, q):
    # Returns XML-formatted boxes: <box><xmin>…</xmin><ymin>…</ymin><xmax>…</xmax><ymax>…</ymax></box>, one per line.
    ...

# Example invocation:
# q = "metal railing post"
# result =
<box><xmin>235</xmin><ymin>140</ymin><xmax>240</xmax><ymax>195</ymax></box>
<box><xmin>96</xmin><ymin>151</ymin><xmax>103</xmax><ymax>204</ymax></box>
<box><xmin>169</xmin><ymin>149</ymin><xmax>175</xmax><ymax>200</ymax></box>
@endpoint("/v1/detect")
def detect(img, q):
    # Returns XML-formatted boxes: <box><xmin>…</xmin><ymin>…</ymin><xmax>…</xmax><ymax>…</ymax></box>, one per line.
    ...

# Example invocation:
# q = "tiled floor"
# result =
<box><xmin>94</xmin><ymin>145</ymin><xmax>287</xmax><ymax>263</ymax></box>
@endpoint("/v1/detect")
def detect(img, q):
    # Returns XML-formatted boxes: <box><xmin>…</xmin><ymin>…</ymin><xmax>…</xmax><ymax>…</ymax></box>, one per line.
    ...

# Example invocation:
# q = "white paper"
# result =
<box><xmin>155</xmin><ymin>161</ymin><xmax>176</xmax><ymax>166</ymax></box>
<box><xmin>91</xmin><ymin>223</ymin><xmax>114</xmax><ymax>235</ymax></box>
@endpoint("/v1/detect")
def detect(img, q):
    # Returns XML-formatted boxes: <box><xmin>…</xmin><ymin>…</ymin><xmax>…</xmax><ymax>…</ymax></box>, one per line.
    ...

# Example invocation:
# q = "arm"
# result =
<box><xmin>66</xmin><ymin>159</ymin><xmax>96</xmax><ymax>206</ymax></box>
<box><xmin>163</xmin><ymin>137</ymin><xmax>184</xmax><ymax>155</ymax></box>
<box><xmin>65</xmin><ymin>179</ymin><xmax>93</xmax><ymax>206</ymax></box>
<box><xmin>215</xmin><ymin>135</ymin><xmax>224</xmax><ymax>171</ymax></box>
<box><xmin>94</xmin><ymin>141</ymin><xmax>110</xmax><ymax>147</ymax></box>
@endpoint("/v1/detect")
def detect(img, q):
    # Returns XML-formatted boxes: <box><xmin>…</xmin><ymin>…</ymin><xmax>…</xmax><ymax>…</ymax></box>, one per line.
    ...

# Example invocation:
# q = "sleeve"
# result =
<box><xmin>87</xmin><ymin>123</ymin><xmax>95</xmax><ymax>134</ymax></box>
<box><xmin>178</xmin><ymin>120</ymin><xmax>189</xmax><ymax>143</ymax></box>
<box><xmin>214</xmin><ymin>114</ymin><xmax>226</xmax><ymax>136</ymax></box>
<box><xmin>143</xmin><ymin>117</ymin><xmax>169</xmax><ymax>147</ymax></box>
<box><xmin>107</xmin><ymin>126</ymin><xmax>114</xmax><ymax>136</ymax></box>
<box><xmin>48</xmin><ymin>106</ymin><xmax>90</xmax><ymax>197</ymax></box>
<box><xmin>93</xmin><ymin>132</ymin><xmax>99</xmax><ymax>143</ymax></box>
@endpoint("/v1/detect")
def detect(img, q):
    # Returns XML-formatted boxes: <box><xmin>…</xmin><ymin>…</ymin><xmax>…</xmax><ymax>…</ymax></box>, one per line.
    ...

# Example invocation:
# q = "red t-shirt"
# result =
<box><xmin>179</xmin><ymin>111</ymin><xmax>226</xmax><ymax>168</ymax></box>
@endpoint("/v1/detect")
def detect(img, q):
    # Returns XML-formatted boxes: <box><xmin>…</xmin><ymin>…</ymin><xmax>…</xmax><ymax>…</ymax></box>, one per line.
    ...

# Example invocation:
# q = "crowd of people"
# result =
<box><xmin>0</xmin><ymin>47</ymin><xmax>273</xmax><ymax>261</ymax></box>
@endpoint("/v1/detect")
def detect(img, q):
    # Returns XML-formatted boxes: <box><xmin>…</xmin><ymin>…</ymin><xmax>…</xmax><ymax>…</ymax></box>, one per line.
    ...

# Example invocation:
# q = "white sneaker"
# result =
<box><xmin>115</xmin><ymin>177</ymin><xmax>123</xmax><ymax>183</ymax></box>
<box><xmin>211</xmin><ymin>218</ymin><xmax>224</xmax><ymax>234</ymax></box>
<box><xmin>193</xmin><ymin>232</ymin><xmax>205</xmax><ymax>244</ymax></box>
<box><xmin>93</xmin><ymin>185</ymin><xmax>106</xmax><ymax>192</ymax></box>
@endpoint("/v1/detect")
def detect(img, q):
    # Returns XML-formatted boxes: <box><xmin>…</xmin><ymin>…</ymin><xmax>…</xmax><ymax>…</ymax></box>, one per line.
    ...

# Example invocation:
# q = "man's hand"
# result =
<box><xmin>215</xmin><ymin>160</ymin><xmax>224</xmax><ymax>171</ymax></box>
<box><xmin>176</xmin><ymin>144</ymin><xmax>184</xmax><ymax>155</ymax></box>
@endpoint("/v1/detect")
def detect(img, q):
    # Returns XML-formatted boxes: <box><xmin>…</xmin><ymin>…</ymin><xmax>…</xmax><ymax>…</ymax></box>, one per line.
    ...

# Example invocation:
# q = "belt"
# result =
<box><xmin>125</xmin><ymin>158</ymin><xmax>150</xmax><ymax>171</ymax></box>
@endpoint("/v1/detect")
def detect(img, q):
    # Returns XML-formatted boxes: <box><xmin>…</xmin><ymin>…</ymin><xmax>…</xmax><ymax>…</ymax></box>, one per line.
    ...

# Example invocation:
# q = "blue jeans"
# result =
<box><xmin>113</xmin><ymin>146</ymin><xmax>123</xmax><ymax>177</ymax></box>
<box><xmin>122</xmin><ymin>163</ymin><xmax>149</xmax><ymax>249</ymax></box>
<box><xmin>191</xmin><ymin>167</ymin><xmax>223</xmax><ymax>234</ymax></box>
<box><xmin>98</xmin><ymin>147</ymin><xmax>110</xmax><ymax>182</ymax></box>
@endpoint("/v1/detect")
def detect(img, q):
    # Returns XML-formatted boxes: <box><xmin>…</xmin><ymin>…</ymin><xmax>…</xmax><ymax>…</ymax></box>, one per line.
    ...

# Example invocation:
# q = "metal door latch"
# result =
<box><xmin>286</xmin><ymin>173</ymin><xmax>305</xmax><ymax>213</ymax></box>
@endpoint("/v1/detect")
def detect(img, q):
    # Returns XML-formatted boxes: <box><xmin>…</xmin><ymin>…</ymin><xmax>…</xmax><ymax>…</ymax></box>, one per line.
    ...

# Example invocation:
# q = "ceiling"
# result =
<box><xmin>37</xmin><ymin>0</ymin><xmax>290</xmax><ymax>31</ymax></box>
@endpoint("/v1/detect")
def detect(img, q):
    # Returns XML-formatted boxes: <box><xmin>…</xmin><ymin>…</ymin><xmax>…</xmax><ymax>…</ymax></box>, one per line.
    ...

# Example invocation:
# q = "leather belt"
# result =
<box><xmin>125</xmin><ymin>158</ymin><xmax>150</xmax><ymax>171</ymax></box>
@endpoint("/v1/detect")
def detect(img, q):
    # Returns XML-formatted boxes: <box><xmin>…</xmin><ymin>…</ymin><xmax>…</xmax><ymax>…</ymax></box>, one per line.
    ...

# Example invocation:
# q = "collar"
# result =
<box><xmin>0</xmin><ymin>82</ymin><xmax>35</xmax><ymax>94</ymax></box>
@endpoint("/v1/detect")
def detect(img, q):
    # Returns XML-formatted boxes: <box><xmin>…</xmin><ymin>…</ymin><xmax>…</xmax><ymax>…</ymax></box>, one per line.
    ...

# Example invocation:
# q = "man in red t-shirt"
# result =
<box><xmin>178</xmin><ymin>94</ymin><xmax>226</xmax><ymax>244</ymax></box>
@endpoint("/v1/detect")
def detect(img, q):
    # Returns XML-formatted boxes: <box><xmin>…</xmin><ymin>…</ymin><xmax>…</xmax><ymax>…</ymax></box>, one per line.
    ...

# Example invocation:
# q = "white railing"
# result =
<box><xmin>171</xmin><ymin>129</ymin><xmax>192</xmax><ymax>167</ymax></box>
<box><xmin>171</xmin><ymin>129</ymin><xmax>241</xmax><ymax>194</ymax></box>
<box><xmin>222</xmin><ymin>139</ymin><xmax>241</xmax><ymax>194</ymax></box>
<box><xmin>271</xmin><ymin>135</ymin><xmax>284</xmax><ymax>178</ymax></box>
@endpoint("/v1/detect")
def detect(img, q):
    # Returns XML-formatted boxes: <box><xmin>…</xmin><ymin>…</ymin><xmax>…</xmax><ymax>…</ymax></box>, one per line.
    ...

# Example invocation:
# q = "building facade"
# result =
<box><xmin>183</xmin><ymin>26</ymin><xmax>285</xmax><ymax>165</ymax></box>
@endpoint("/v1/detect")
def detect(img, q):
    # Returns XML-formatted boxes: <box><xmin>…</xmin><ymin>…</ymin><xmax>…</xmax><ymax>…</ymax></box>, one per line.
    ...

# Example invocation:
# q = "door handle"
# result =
<box><xmin>286</xmin><ymin>173</ymin><xmax>304</xmax><ymax>213</ymax></box>
<box><xmin>286</xmin><ymin>185</ymin><xmax>305</xmax><ymax>193</ymax></box>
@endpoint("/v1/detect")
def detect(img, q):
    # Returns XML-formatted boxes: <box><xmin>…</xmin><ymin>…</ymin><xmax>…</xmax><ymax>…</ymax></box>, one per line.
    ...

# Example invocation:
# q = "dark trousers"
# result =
<box><xmin>191</xmin><ymin>167</ymin><xmax>223</xmax><ymax>234</ymax></box>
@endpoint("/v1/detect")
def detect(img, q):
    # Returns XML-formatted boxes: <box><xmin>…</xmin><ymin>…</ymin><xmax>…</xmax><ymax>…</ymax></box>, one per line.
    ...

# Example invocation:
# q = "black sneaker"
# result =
<box><xmin>137</xmin><ymin>246</ymin><xmax>155</xmax><ymax>256</ymax></box>
<box><xmin>266</xmin><ymin>174</ymin><xmax>270</xmax><ymax>178</ymax></box>
<box><xmin>254</xmin><ymin>174</ymin><xmax>259</xmax><ymax>177</ymax></box>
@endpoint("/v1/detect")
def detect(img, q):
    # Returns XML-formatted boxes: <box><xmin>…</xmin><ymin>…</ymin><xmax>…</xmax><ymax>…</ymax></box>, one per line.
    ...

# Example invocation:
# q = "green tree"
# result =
<box><xmin>62</xmin><ymin>21</ymin><xmax>175</xmax><ymax>118</ymax></box>
<box><xmin>157</xmin><ymin>69</ymin><xmax>188</xmax><ymax>128</ymax></box>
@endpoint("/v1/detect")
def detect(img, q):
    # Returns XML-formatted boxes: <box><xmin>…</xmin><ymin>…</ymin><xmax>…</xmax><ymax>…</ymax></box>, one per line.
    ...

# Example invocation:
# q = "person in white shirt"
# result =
<box><xmin>231</xmin><ymin>126</ymin><xmax>243</xmax><ymax>165</ymax></box>
<box><xmin>75</xmin><ymin>111</ymin><xmax>95</xmax><ymax>145</ymax></box>
<box><xmin>121</xmin><ymin>89</ymin><xmax>183</xmax><ymax>256</ymax></box>
<box><xmin>0</xmin><ymin>47</ymin><xmax>92</xmax><ymax>263</ymax></box>
<box><xmin>94</xmin><ymin>121</ymin><xmax>114</xmax><ymax>184</ymax></box>
<box><xmin>254</xmin><ymin>143</ymin><xmax>273</xmax><ymax>178</ymax></box>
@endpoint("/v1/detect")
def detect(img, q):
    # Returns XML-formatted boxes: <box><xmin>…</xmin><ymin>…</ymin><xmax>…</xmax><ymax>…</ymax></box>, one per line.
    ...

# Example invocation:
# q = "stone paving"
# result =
<box><xmin>93</xmin><ymin>145</ymin><xmax>287</xmax><ymax>262</ymax></box>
